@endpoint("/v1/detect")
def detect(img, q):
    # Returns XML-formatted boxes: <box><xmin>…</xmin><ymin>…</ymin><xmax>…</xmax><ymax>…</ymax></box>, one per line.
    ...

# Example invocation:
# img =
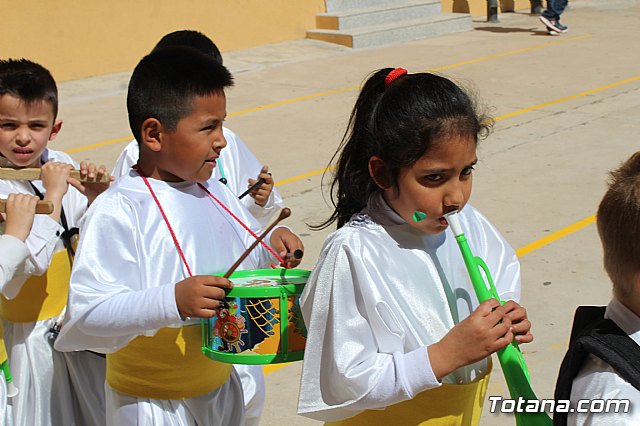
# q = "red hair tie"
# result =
<box><xmin>384</xmin><ymin>68</ymin><xmax>408</xmax><ymax>90</ymax></box>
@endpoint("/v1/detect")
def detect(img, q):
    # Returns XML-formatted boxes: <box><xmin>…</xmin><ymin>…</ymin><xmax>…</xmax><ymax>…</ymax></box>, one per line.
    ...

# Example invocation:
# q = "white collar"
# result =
<box><xmin>606</xmin><ymin>297</ymin><xmax>640</xmax><ymax>347</ymax></box>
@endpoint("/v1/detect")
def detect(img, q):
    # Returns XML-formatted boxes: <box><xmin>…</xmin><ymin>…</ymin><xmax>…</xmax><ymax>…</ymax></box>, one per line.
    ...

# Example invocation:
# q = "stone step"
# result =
<box><xmin>317</xmin><ymin>0</ymin><xmax>442</xmax><ymax>31</ymax></box>
<box><xmin>307</xmin><ymin>13</ymin><xmax>473</xmax><ymax>49</ymax></box>
<box><xmin>324</xmin><ymin>0</ymin><xmax>395</xmax><ymax>13</ymax></box>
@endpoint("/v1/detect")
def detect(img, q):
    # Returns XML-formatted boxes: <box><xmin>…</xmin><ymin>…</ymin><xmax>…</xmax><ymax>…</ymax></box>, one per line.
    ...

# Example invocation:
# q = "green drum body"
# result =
<box><xmin>201</xmin><ymin>269</ymin><xmax>309</xmax><ymax>364</ymax></box>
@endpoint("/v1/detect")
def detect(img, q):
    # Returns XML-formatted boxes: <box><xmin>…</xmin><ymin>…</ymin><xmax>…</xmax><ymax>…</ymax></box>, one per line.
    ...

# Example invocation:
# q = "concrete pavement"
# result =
<box><xmin>49</xmin><ymin>0</ymin><xmax>640</xmax><ymax>424</ymax></box>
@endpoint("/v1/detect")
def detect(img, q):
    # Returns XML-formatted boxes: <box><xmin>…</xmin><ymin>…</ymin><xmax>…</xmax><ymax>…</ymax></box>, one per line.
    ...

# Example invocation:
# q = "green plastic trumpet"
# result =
<box><xmin>445</xmin><ymin>211</ymin><xmax>552</xmax><ymax>426</ymax></box>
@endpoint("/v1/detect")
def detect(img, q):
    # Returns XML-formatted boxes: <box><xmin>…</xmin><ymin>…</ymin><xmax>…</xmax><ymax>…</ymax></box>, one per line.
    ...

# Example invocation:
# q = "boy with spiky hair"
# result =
<box><xmin>0</xmin><ymin>58</ymin><xmax>108</xmax><ymax>425</ymax></box>
<box><xmin>55</xmin><ymin>47</ymin><xmax>303</xmax><ymax>425</ymax></box>
<box><xmin>555</xmin><ymin>152</ymin><xmax>640</xmax><ymax>425</ymax></box>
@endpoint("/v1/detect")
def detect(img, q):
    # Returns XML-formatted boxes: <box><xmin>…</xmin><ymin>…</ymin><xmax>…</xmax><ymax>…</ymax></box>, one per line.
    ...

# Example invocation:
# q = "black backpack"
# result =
<box><xmin>553</xmin><ymin>305</ymin><xmax>640</xmax><ymax>425</ymax></box>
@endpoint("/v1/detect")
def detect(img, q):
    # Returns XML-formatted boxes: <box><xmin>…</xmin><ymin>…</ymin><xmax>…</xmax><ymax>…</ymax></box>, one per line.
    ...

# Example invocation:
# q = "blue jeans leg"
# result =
<box><xmin>543</xmin><ymin>0</ymin><xmax>568</xmax><ymax>20</ymax></box>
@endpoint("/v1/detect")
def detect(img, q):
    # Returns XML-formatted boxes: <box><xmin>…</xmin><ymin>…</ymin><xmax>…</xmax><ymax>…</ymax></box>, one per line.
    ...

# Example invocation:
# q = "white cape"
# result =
<box><xmin>298</xmin><ymin>194</ymin><xmax>520</xmax><ymax>421</ymax></box>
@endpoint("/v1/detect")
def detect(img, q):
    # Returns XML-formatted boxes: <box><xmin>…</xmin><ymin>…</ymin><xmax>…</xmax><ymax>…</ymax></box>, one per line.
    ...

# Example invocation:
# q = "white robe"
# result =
<box><xmin>54</xmin><ymin>172</ymin><xmax>278</xmax><ymax>425</ymax></box>
<box><xmin>111</xmin><ymin>127</ymin><xmax>284</xmax><ymax>227</ymax></box>
<box><xmin>112</xmin><ymin>128</ymin><xmax>281</xmax><ymax>425</ymax></box>
<box><xmin>297</xmin><ymin>193</ymin><xmax>520</xmax><ymax>422</ymax></box>
<box><xmin>0</xmin><ymin>148</ymin><xmax>106</xmax><ymax>426</ymax></box>
<box><xmin>568</xmin><ymin>298</ymin><xmax>640</xmax><ymax>425</ymax></box>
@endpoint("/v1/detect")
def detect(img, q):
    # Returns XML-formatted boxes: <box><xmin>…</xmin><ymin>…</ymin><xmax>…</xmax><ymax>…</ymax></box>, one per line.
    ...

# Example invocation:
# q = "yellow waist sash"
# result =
<box><xmin>327</xmin><ymin>365</ymin><xmax>491</xmax><ymax>426</ymax></box>
<box><xmin>0</xmin><ymin>249</ymin><xmax>70</xmax><ymax>323</ymax></box>
<box><xmin>107</xmin><ymin>325</ymin><xmax>232</xmax><ymax>400</ymax></box>
<box><xmin>0</xmin><ymin>323</ymin><xmax>7</xmax><ymax>364</ymax></box>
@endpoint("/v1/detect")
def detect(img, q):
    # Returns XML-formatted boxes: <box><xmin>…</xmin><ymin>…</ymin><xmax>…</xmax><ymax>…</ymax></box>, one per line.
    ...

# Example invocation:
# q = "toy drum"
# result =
<box><xmin>201</xmin><ymin>268</ymin><xmax>309</xmax><ymax>365</ymax></box>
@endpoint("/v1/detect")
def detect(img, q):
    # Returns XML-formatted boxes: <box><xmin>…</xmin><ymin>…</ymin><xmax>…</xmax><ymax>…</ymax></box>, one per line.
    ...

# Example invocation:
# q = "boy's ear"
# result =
<box><xmin>140</xmin><ymin>118</ymin><xmax>163</xmax><ymax>152</ymax></box>
<box><xmin>48</xmin><ymin>120</ymin><xmax>63</xmax><ymax>141</ymax></box>
<box><xmin>368</xmin><ymin>156</ymin><xmax>391</xmax><ymax>189</ymax></box>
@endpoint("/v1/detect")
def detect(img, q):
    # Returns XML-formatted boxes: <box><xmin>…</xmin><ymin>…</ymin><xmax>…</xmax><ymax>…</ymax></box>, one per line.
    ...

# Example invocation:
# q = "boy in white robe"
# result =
<box><xmin>113</xmin><ymin>30</ymin><xmax>283</xmax><ymax>426</ymax></box>
<box><xmin>0</xmin><ymin>58</ymin><xmax>109</xmax><ymax>426</ymax></box>
<box><xmin>54</xmin><ymin>46</ymin><xmax>303</xmax><ymax>426</ymax></box>
<box><xmin>111</xmin><ymin>31</ymin><xmax>283</xmax><ymax>425</ymax></box>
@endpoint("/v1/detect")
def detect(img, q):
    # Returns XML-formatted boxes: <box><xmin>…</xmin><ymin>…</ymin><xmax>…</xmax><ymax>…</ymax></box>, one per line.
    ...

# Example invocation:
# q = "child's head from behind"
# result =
<box><xmin>153</xmin><ymin>30</ymin><xmax>223</xmax><ymax>65</ymax></box>
<box><xmin>0</xmin><ymin>59</ymin><xmax>62</xmax><ymax>168</ymax></box>
<box><xmin>324</xmin><ymin>68</ymin><xmax>491</xmax><ymax>232</ymax></box>
<box><xmin>597</xmin><ymin>151</ymin><xmax>640</xmax><ymax>302</ymax></box>
<box><xmin>127</xmin><ymin>47</ymin><xmax>233</xmax><ymax>183</ymax></box>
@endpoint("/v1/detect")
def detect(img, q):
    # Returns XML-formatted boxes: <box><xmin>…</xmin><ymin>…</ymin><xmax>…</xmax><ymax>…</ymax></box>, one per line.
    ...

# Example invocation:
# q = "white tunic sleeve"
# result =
<box><xmin>298</xmin><ymin>234</ymin><xmax>440</xmax><ymax>421</ymax></box>
<box><xmin>54</xmin><ymin>194</ymin><xmax>181</xmax><ymax>353</ymax></box>
<box><xmin>0</xmin><ymin>234</ymin><xmax>30</xmax><ymax>289</ymax></box>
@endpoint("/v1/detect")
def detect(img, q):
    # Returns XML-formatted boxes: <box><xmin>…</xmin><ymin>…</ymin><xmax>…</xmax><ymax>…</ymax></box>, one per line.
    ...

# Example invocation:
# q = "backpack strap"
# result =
<box><xmin>553</xmin><ymin>306</ymin><xmax>640</xmax><ymax>425</ymax></box>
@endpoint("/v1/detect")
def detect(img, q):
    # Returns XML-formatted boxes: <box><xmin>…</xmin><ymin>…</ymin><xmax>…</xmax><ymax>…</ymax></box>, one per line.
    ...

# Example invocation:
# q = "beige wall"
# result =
<box><xmin>1</xmin><ymin>0</ymin><xmax>325</xmax><ymax>82</ymax></box>
<box><xmin>442</xmin><ymin>0</ymin><xmax>532</xmax><ymax>16</ymax></box>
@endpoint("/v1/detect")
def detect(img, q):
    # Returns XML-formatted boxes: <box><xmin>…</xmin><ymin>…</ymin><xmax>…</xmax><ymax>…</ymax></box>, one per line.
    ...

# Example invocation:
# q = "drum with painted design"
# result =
<box><xmin>201</xmin><ymin>268</ymin><xmax>309</xmax><ymax>364</ymax></box>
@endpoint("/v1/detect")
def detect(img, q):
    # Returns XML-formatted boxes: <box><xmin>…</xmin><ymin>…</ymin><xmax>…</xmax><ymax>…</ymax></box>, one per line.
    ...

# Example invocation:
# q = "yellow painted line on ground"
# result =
<box><xmin>516</xmin><ymin>215</ymin><xmax>596</xmax><ymax>258</ymax></box>
<box><xmin>494</xmin><ymin>75</ymin><xmax>640</xmax><ymax>122</ymax></box>
<box><xmin>65</xmin><ymin>136</ymin><xmax>132</xmax><ymax>154</ymax></box>
<box><xmin>429</xmin><ymin>34</ymin><xmax>592</xmax><ymax>72</ymax></box>
<box><xmin>264</xmin><ymin>214</ymin><xmax>599</xmax><ymax>376</ymax></box>
<box><xmin>65</xmin><ymin>36</ymin><xmax>590</xmax><ymax>155</ymax></box>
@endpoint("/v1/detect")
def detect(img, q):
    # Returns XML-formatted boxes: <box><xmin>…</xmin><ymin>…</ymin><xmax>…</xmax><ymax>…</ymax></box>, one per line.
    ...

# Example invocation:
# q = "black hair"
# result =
<box><xmin>127</xmin><ymin>46</ymin><xmax>233</xmax><ymax>142</ymax></box>
<box><xmin>316</xmin><ymin>68</ymin><xmax>492</xmax><ymax>229</ymax></box>
<box><xmin>152</xmin><ymin>30</ymin><xmax>223</xmax><ymax>65</ymax></box>
<box><xmin>0</xmin><ymin>59</ymin><xmax>59</xmax><ymax>119</ymax></box>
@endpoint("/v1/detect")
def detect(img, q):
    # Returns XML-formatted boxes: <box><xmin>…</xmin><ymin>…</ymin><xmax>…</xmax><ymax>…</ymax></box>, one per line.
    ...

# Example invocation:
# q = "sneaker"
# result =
<box><xmin>546</xmin><ymin>27</ymin><xmax>560</xmax><ymax>36</ymax></box>
<box><xmin>540</xmin><ymin>16</ymin><xmax>568</xmax><ymax>33</ymax></box>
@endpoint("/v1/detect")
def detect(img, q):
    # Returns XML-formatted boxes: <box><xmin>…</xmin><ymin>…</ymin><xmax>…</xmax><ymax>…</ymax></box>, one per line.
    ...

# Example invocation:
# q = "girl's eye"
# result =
<box><xmin>461</xmin><ymin>166</ymin><xmax>475</xmax><ymax>176</ymax></box>
<box><xmin>424</xmin><ymin>174</ymin><xmax>442</xmax><ymax>182</ymax></box>
<box><xmin>1</xmin><ymin>123</ymin><xmax>16</xmax><ymax>130</ymax></box>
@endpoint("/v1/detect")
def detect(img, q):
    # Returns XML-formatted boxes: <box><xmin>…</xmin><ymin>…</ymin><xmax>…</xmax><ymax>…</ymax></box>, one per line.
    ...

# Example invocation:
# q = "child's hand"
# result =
<box><xmin>68</xmin><ymin>161</ymin><xmax>113</xmax><ymax>205</ymax></box>
<box><xmin>174</xmin><ymin>275</ymin><xmax>233</xmax><ymax>319</ymax></box>
<box><xmin>4</xmin><ymin>193</ymin><xmax>39</xmax><ymax>241</ymax></box>
<box><xmin>41</xmin><ymin>161</ymin><xmax>73</xmax><ymax>200</ymax></box>
<box><xmin>502</xmin><ymin>300</ymin><xmax>533</xmax><ymax>344</ymax></box>
<box><xmin>247</xmin><ymin>165</ymin><xmax>274</xmax><ymax>207</ymax></box>
<box><xmin>269</xmin><ymin>227</ymin><xmax>304</xmax><ymax>268</ymax></box>
<box><xmin>428</xmin><ymin>299</ymin><xmax>513</xmax><ymax>380</ymax></box>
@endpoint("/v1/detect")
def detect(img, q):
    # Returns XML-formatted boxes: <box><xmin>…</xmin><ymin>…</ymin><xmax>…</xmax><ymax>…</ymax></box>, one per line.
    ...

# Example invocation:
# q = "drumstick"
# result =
<box><xmin>0</xmin><ymin>167</ymin><xmax>111</xmax><ymax>183</ymax></box>
<box><xmin>0</xmin><ymin>199</ymin><xmax>53</xmax><ymax>214</ymax></box>
<box><xmin>224</xmin><ymin>207</ymin><xmax>291</xmax><ymax>278</ymax></box>
<box><xmin>238</xmin><ymin>178</ymin><xmax>265</xmax><ymax>200</ymax></box>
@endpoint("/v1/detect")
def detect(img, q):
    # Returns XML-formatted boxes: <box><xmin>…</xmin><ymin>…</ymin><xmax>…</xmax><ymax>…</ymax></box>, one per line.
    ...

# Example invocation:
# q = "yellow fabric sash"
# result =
<box><xmin>0</xmin><ymin>249</ymin><xmax>70</xmax><ymax>323</ymax></box>
<box><xmin>0</xmin><ymin>323</ymin><xmax>7</xmax><ymax>364</ymax></box>
<box><xmin>107</xmin><ymin>325</ymin><xmax>232</xmax><ymax>400</ymax></box>
<box><xmin>327</xmin><ymin>365</ymin><xmax>492</xmax><ymax>426</ymax></box>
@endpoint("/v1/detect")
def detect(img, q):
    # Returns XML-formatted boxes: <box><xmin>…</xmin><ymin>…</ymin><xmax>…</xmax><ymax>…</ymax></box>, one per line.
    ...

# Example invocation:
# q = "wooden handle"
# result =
<box><xmin>0</xmin><ymin>199</ymin><xmax>54</xmax><ymax>214</ymax></box>
<box><xmin>224</xmin><ymin>207</ymin><xmax>292</xmax><ymax>278</ymax></box>
<box><xmin>0</xmin><ymin>167</ymin><xmax>110</xmax><ymax>183</ymax></box>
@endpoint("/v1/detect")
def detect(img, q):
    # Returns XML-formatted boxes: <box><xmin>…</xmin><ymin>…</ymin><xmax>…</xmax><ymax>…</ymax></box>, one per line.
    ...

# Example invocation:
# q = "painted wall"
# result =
<box><xmin>1</xmin><ymin>0</ymin><xmax>325</xmax><ymax>81</ymax></box>
<box><xmin>442</xmin><ymin>0</ymin><xmax>533</xmax><ymax>16</ymax></box>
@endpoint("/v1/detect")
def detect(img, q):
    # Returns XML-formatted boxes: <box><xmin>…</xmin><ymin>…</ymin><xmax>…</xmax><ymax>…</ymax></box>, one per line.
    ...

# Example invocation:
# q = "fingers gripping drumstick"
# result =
<box><xmin>223</xmin><ymin>208</ymin><xmax>291</xmax><ymax>278</ymax></box>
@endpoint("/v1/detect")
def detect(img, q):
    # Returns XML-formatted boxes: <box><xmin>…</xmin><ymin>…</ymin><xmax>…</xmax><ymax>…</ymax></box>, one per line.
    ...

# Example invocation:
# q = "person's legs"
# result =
<box><xmin>543</xmin><ymin>0</ymin><xmax>568</xmax><ymax>20</ymax></box>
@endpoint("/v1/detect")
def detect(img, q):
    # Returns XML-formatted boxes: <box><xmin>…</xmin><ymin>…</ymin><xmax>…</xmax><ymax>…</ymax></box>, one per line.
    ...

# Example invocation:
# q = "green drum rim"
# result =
<box><xmin>201</xmin><ymin>347</ymin><xmax>304</xmax><ymax>365</ymax></box>
<box><xmin>220</xmin><ymin>268</ymin><xmax>310</xmax><ymax>298</ymax></box>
